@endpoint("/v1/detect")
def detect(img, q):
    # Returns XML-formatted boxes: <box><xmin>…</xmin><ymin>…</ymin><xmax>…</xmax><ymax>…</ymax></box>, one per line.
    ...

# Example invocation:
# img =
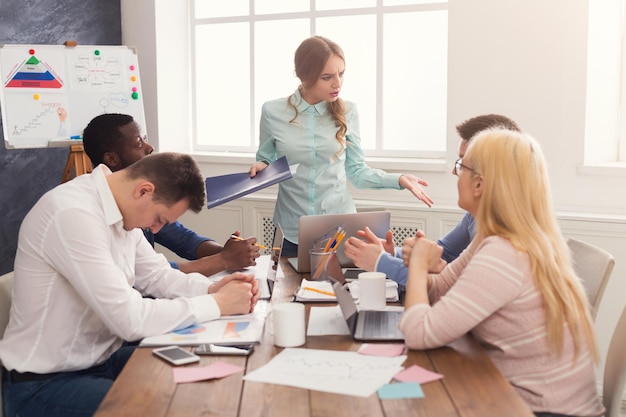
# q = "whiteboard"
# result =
<box><xmin>0</xmin><ymin>44</ymin><xmax>146</xmax><ymax>149</ymax></box>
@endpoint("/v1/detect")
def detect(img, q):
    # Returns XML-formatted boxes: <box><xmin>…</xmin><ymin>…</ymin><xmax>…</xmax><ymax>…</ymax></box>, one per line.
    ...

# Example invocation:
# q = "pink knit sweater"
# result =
<box><xmin>399</xmin><ymin>236</ymin><xmax>604</xmax><ymax>417</ymax></box>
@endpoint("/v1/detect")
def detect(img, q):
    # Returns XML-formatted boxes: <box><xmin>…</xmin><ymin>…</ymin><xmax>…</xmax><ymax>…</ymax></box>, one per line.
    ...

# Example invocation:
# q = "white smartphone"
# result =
<box><xmin>152</xmin><ymin>346</ymin><xmax>200</xmax><ymax>365</ymax></box>
<box><xmin>194</xmin><ymin>343</ymin><xmax>254</xmax><ymax>356</ymax></box>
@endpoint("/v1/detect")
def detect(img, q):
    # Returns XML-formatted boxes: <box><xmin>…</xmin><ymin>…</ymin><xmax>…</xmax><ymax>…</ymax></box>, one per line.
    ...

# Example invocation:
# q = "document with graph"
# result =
<box><xmin>139</xmin><ymin>301</ymin><xmax>268</xmax><ymax>346</ymax></box>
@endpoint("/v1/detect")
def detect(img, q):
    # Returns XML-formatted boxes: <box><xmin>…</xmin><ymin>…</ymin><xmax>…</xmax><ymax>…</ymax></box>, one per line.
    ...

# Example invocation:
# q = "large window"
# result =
<box><xmin>191</xmin><ymin>0</ymin><xmax>448</xmax><ymax>159</ymax></box>
<box><xmin>584</xmin><ymin>0</ymin><xmax>626</xmax><ymax>169</ymax></box>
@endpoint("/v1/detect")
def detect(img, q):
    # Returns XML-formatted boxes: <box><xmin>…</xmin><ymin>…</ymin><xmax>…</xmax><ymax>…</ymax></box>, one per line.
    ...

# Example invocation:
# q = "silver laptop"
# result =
<box><xmin>333</xmin><ymin>281</ymin><xmax>404</xmax><ymax>342</ymax></box>
<box><xmin>263</xmin><ymin>223</ymin><xmax>285</xmax><ymax>298</ymax></box>
<box><xmin>256</xmin><ymin>224</ymin><xmax>285</xmax><ymax>299</ymax></box>
<box><xmin>288</xmin><ymin>211</ymin><xmax>391</xmax><ymax>273</ymax></box>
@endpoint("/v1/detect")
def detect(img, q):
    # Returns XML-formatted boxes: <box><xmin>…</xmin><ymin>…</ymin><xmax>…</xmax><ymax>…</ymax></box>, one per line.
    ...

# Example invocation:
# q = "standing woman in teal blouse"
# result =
<box><xmin>249</xmin><ymin>36</ymin><xmax>434</xmax><ymax>256</ymax></box>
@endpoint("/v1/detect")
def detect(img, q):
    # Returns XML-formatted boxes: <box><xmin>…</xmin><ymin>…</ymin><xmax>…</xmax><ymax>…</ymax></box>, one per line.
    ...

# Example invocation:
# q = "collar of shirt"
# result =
<box><xmin>92</xmin><ymin>164</ymin><xmax>124</xmax><ymax>229</ymax></box>
<box><xmin>294</xmin><ymin>87</ymin><xmax>329</xmax><ymax>116</ymax></box>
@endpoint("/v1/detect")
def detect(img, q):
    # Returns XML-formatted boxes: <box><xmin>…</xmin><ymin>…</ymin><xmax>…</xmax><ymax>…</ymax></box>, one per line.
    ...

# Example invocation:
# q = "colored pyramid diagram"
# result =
<box><xmin>5</xmin><ymin>55</ymin><xmax>63</xmax><ymax>88</ymax></box>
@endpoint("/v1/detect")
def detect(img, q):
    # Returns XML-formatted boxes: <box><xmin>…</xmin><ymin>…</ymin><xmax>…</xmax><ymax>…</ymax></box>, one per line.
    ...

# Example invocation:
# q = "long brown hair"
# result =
<box><xmin>288</xmin><ymin>36</ymin><xmax>347</xmax><ymax>156</ymax></box>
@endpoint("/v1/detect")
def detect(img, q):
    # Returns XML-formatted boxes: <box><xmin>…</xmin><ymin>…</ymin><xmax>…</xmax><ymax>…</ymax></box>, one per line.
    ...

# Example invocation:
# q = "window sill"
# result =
<box><xmin>192</xmin><ymin>152</ymin><xmax>448</xmax><ymax>173</ymax></box>
<box><xmin>577</xmin><ymin>162</ymin><xmax>626</xmax><ymax>176</ymax></box>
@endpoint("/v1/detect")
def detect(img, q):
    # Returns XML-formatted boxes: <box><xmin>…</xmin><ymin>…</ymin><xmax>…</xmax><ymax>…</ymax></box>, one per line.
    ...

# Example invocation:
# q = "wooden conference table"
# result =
<box><xmin>94</xmin><ymin>259</ymin><xmax>534</xmax><ymax>417</ymax></box>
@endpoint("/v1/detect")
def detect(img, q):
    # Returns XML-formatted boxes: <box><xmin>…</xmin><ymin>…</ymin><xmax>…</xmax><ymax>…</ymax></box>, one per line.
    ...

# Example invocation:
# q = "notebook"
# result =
<box><xmin>332</xmin><ymin>281</ymin><xmax>404</xmax><ymax>342</ymax></box>
<box><xmin>293</xmin><ymin>278</ymin><xmax>399</xmax><ymax>303</ymax></box>
<box><xmin>205</xmin><ymin>156</ymin><xmax>292</xmax><ymax>209</ymax></box>
<box><xmin>287</xmin><ymin>211</ymin><xmax>391</xmax><ymax>273</ymax></box>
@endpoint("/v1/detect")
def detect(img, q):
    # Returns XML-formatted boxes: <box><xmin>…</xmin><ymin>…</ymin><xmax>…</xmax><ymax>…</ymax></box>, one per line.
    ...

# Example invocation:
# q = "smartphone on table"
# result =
<box><xmin>194</xmin><ymin>343</ymin><xmax>255</xmax><ymax>356</ymax></box>
<box><xmin>152</xmin><ymin>345</ymin><xmax>200</xmax><ymax>365</ymax></box>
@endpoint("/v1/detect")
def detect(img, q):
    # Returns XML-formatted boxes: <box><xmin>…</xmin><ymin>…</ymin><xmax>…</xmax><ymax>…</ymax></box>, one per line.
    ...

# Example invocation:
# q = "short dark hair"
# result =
<box><xmin>83</xmin><ymin>113</ymin><xmax>135</xmax><ymax>166</ymax></box>
<box><xmin>125</xmin><ymin>152</ymin><xmax>206</xmax><ymax>213</ymax></box>
<box><xmin>455</xmin><ymin>114</ymin><xmax>520</xmax><ymax>142</ymax></box>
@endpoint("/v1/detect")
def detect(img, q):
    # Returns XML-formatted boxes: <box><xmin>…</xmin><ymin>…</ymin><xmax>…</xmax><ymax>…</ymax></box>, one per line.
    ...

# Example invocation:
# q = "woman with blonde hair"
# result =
<box><xmin>400</xmin><ymin>129</ymin><xmax>604</xmax><ymax>417</ymax></box>
<box><xmin>249</xmin><ymin>35</ymin><xmax>433</xmax><ymax>257</ymax></box>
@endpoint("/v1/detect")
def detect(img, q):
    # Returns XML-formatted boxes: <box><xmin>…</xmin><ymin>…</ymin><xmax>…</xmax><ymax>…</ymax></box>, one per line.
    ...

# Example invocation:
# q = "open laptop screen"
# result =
<box><xmin>288</xmin><ymin>211</ymin><xmax>391</xmax><ymax>273</ymax></box>
<box><xmin>266</xmin><ymin>223</ymin><xmax>285</xmax><ymax>292</ymax></box>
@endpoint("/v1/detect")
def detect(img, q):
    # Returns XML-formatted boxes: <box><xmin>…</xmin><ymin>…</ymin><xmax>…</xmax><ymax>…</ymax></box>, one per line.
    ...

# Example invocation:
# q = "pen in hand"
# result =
<box><xmin>230</xmin><ymin>234</ymin><xmax>280</xmax><ymax>251</ymax></box>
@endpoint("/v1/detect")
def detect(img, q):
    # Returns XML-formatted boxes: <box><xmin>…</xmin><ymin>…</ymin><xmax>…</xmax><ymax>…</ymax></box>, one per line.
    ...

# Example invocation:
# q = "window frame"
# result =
<box><xmin>188</xmin><ymin>1</ymin><xmax>449</xmax><ymax>165</ymax></box>
<box><xmin>580</xmin><ymin>0</ymin><xmax>626</xmax><ymax>176</ymax></box>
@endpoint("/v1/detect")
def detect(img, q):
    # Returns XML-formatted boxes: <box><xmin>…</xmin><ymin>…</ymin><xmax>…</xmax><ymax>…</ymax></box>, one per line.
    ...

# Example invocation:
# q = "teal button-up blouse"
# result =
<box><xmin>256</xmin><ymin>88</ymin><xmax>402</xmax><ymax>244</ymax></box>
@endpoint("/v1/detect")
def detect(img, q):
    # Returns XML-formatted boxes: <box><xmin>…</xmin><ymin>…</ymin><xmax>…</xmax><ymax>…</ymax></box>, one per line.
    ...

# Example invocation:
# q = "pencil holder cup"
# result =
<box><xmin>309</xmin><ymin>249</ymin><xmax>333</xmax><ymax>281</ymax></box>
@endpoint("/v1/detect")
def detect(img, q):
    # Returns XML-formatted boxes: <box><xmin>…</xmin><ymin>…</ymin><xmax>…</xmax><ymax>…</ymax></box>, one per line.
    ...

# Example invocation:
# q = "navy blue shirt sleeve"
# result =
<box><xmin>377</xmin><ymin>252</ymin><xmax>409</xmax><ymax>286</ymax></box>
<box><xmin>151</xmin><ymin>221</ymin><xmax>213</xmax><ymax>261</ymax></box>
<box><xmin>437</xmin><ymin>212</ymin><xmax>475</xmax><ymax>263</ymax></box>
<box><xmin>377</xmin><ymin>212</ymin><xmax>476</xmax><ymax>284</ymax></box>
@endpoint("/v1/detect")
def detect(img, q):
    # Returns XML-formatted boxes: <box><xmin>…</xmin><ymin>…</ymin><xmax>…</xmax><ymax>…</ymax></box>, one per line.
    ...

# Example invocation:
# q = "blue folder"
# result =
<box><xmin>205</xmin><ymin>156</ymin><xmax>292</xmax><ymax>209</ymax></box>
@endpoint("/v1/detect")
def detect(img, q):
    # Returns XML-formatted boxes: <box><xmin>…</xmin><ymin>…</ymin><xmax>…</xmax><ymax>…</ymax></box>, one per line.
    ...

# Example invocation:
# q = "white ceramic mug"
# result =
<box><xmin>358</xmin><ymin>271</ymin><xmax>386</xmax><ymax>310</ymax></box>
<box><xmin>273</xmin><ymin>302</ymin><xmax>306</xmax><ymax>347</ymax></box>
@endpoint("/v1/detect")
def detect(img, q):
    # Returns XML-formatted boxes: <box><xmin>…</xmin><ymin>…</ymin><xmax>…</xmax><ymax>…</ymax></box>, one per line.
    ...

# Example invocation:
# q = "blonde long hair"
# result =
<box><xmin>468</xmin><ymin>129</ymin><xmax>597</xmax><ymax>361</ymax></box>
<box><xmin>288</xmin><ymin>36</ymin><xmax>347</xmax><ymax>156</ymax></box>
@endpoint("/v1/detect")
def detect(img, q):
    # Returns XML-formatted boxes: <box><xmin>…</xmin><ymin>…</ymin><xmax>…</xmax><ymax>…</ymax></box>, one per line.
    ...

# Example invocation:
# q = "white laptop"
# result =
<box><xmin>206</xmin><ymin>224</ymin><xmax>284</xmax><ymax>300</ymax></box>
<box><xmin>287</xmin><ymin>211</ymin><xmax>391</xmax><ymax>273</ymax></box>
<box><xmin>333</xmin><ymin>281</ymin><xmax>404</xmax><ymax>342</ymax></box>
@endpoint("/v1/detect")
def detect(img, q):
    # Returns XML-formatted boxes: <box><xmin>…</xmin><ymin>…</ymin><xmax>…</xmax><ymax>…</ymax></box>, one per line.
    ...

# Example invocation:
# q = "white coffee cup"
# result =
<box><xmin>358</xmin><ymin>271</ymin><xmax>386</xmax><ymax>310</ymax></box>
<box><xmin>273</xmin><ymin>303</ymin><xmax>306</xmax><ymax>347</ymax></box>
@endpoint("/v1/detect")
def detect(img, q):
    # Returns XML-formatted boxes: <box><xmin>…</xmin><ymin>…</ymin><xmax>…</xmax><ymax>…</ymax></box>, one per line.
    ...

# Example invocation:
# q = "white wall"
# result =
<box><xmin>122</xmin><ymin>0</ymin><xmax>626</xmax><ymax>392</ymax></box>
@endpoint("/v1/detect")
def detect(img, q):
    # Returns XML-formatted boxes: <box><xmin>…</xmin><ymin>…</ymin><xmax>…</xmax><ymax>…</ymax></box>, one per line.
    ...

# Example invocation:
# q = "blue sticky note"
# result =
<box><xmin>378</xmin><ymin>382</ymin><xmax>424</xmax><ymax>399</ymax></box>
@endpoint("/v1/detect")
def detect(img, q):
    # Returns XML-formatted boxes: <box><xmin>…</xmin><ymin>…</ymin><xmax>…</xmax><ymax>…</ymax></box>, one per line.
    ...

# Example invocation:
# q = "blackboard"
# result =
<box><xmin>0</xmin><ymin>0</ymin><xmax>122</xmax><ymax>275</ymax></box>
<box><xmin>0</xmin><ymin>44</ymin><xmax>145</xmax><ymax>148</ymax></box>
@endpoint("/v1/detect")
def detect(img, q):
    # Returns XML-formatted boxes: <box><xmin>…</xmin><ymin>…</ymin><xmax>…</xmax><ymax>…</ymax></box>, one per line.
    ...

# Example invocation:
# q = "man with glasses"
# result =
<box><xmin>344</xmin><ymin>114</ymin><xmax>520</xmax><ymax>285</ymax></box>
<box><xmin>83</xmin><ymin>113</ymin><xmax>261</xmax><ymax>277</ymax></box>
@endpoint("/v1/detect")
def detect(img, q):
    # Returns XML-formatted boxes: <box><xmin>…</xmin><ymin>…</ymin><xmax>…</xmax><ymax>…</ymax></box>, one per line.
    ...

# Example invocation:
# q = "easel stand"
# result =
<box><xmin>61</xmin><ymin>143</ymin><xmax>93</xmax><ymax>183</ymax></box>
<box><xmin>58</xmin><ymin>40</ymin><xmax>92</xmax><ymax>184</ymax></box>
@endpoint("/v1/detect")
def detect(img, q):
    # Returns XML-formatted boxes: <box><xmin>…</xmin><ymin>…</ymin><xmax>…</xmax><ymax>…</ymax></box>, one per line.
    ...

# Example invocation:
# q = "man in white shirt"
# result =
<box><xmin>0</xmin><ymin>152</ymin><xmax>259</xmax><ymax>417</ymax></box>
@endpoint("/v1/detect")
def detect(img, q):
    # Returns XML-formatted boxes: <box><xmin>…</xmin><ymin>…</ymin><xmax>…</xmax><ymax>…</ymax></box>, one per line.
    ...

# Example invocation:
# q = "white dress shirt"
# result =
<box><xmin>0</xmin><ymin>165</ymin><xmax>220</xmax><ymax>373</ymax></box>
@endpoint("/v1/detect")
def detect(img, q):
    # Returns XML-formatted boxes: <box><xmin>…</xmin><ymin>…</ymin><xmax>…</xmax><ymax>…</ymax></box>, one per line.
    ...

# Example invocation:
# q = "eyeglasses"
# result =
<box><xmin>453</xmin><ymin>158</ymin><xmax>480</xmax><ymax>176</ymax></box>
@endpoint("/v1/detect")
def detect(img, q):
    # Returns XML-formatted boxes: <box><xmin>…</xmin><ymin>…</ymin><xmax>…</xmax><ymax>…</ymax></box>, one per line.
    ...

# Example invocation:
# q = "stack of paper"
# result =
<box><xmin>347</xmin><ymin>280</ymin><xmax>399</xmax><ymax>303</ymax></box>
<box><xmin>293</xmin><ymin>279</ymin><xmax>399</xmax><ymax>302</ymax></box>
<box><xmin>293</xmin><ymin>279</ymin><xmax>337</xmax><ymax>302</ymax></box>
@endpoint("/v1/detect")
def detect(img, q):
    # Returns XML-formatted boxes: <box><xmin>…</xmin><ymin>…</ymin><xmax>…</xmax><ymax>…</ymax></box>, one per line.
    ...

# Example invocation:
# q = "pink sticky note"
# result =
<box><xmin>394</xmin><ymin>365</ymin><xmax>443</xmax><ymax>384</ymax></box>
<box><xmin>358</xmin><ymin>343</ymin><xmax>406</xmax><ymax>357</ymax></box>
<box><xmin>173</xmin><ymin>361</ymin><xmax>244</xmax><ymax>384</ymax></box>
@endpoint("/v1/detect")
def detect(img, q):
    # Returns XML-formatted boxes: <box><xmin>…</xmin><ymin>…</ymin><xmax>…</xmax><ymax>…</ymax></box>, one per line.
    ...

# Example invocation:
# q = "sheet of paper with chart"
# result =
<box><xmin>243</xmin><ymin>347</ymin><xmax>406</xmax><ymax>397</ymax></box>
<box><xmin>0</xmin><ymin>44</ymin><xmax>146</xmax><ymax>148</ymax></box>
<box><xmin>139</xmin><ymin>301</ymin><xmax>269</xmax><ymax>346</ymax></box>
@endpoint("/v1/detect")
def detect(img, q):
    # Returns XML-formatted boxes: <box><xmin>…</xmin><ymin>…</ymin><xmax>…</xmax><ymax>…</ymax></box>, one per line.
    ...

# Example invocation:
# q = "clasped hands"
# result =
<box><xmin>401</xmin><ymin>231</ymin><xmax>447</xmax><ymax>274</ymax></box>
<box><xmin>209</xmin><ymin>272</ymin><xmax>260</xmax><ymax>316</ymax></box>
<box><xmin>344</xmin><ymin>227</ymin><xmax>446</xmax><ymax>274</ymax></box>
